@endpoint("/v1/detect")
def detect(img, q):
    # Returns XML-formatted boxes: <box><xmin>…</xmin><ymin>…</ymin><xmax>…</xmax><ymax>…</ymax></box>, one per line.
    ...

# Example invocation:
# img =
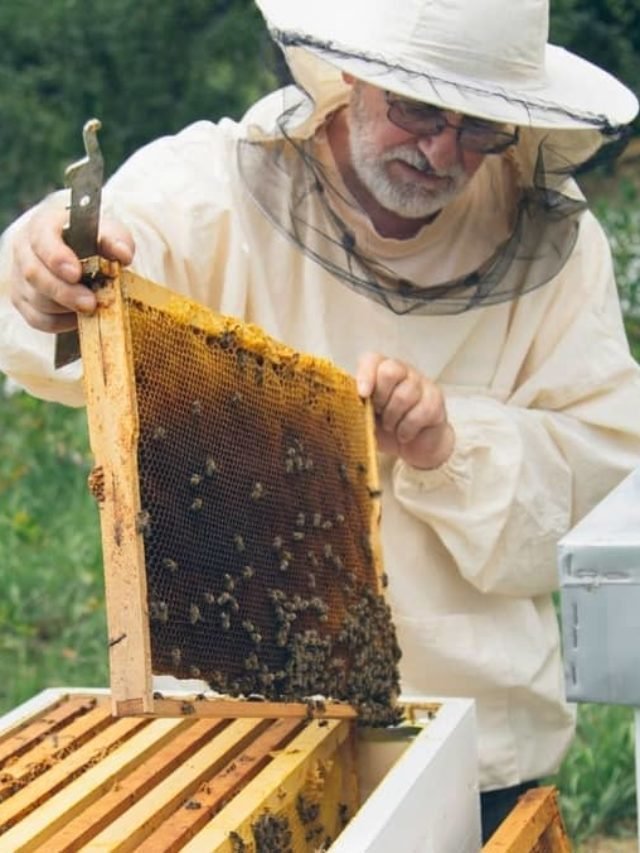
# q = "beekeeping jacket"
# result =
<box><xmin>1</xmin><ymin>84</ymin><xmax>639</xmax><ymax>791</ymax></box>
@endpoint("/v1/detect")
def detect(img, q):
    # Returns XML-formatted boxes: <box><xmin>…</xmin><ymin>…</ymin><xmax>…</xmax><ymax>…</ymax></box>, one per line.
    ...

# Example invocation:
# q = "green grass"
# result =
<box><xmin>0</xmin><ymin>386</ymin><xmax>107</xmax><ymax>710</ymax></box>
<box><xmin>553</xmin><ymin>704</ymin><xmax>637</xmax><ymax>842</ymax></box>
<box><xmin>588</xmin><ymin>172</ymin><xmax>640</xmax><ymax>362</ymax></box>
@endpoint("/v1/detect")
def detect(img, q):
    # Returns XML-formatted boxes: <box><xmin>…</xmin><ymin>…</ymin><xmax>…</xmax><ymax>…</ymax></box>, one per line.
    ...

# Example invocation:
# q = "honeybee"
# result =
<box><xmin>150</xmin><ymin>600</ymin><xmax>168</xmax><ymax>623</ymax></box>
<box><xmin>250</xmin><ymin>482</ymin><xmax>265</xmax><ymax>501</ymax></box>
<box><xmin>135</xmin><ymin>510</ymin><xmax>151</xmax><ymax>535</ymax></box>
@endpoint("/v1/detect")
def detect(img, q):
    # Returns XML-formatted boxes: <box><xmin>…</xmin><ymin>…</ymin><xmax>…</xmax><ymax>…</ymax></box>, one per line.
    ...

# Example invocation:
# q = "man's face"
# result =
<box><xmin>347</xmin><ymin>83</ymin><xmax>487</xmax><ymax>220</ymax></box>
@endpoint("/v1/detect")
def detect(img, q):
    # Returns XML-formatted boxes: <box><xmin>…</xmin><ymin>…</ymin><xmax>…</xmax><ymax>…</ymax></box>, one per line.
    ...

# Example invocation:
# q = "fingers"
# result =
<box><xmin>391</xmin><ymin>380</ymin><xmax>444</xmax><ymax>443</ymax></box>
<box><xmin>356</xmin><ymin>351</ymin><xmax>384</xmax><ymax>398</ymax></box>
<box><xmin>13</xmin><ymin>226</ymin><xmax>94</xmax><ymax>329</ymax></box>
<box><xmin>10</xmin><ymin>201</ymin><xmax>135</xmax><ymax>333</ymax></box>
<box><xmin>27</xmin><ymin>205</ymin><xmax>83</xmax><ymax>287</ymax></box>
<box><xmin>358</xmin><ymin>354</ymin><xmax>434</xmax><ymax>434</ymax></box>
<box><xmin>11</xmin><ymin>273</ymin><xmax>85</xmax><ymax>333</ymax></box>
<box><xmin>99</xmin><ymin>219</ymin><xmax>135</xmax><ymax>265</ymax></box>
<box><xmin>356</xmin><ymin>352</ymin><xmax>454</xmax><ymax>469</ymax></box>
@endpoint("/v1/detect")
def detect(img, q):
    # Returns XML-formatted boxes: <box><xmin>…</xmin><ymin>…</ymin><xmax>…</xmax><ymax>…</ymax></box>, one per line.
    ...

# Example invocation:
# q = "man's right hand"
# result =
<box><xmin>10</xmin><ymin>199</ymin><xmax>134</xmax><ymax>333</ymax></box>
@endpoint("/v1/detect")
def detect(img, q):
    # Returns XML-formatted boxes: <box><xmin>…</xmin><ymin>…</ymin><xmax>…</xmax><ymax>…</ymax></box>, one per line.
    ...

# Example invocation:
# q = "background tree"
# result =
<box><xmin>550</xmin><ymin>0</ymin><xmax>640</xmax><ymax>106</ymax></box>
<box><xmin>0</xmin><ymin>0</ymin><xmax>278</xmax><ymax>231</ymax></box>
<box><xmin>1</xmin><ymin>0</ymin><xmax>638</xmax><ymax>232</ymax></box>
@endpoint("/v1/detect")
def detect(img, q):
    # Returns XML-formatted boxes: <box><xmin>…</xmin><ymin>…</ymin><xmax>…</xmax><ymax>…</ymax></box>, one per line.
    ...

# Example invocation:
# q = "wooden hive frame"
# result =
<box><xmin>0</xmin><ymin>690</ymin><xmax>358</xmax><ymax>852</ymax></box>
<box><xmin>482</xmin><ymin>787</ymin><xmax>572</xmax><ymax>852</ymax></box>
<box><xmin>77</xmin><ymin>259</ymin><xmax>395</xmax><ymax>722</ymax></box>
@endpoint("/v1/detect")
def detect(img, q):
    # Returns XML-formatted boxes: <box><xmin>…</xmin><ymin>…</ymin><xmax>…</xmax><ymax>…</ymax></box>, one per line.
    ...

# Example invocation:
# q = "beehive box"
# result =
<box><xmin>0</xmin><ymin>689</ymin><xmax>479</xmax><ymax>852</ymax></box>
<box><xmin>77</xmin><ymin>261</ymin><xmax>401</xmax><ymax>724</ymax></box>
<box><xmin>558</xmin><ymin>467</ymin><xmax>640</xmax><ymax>706</ymax></box>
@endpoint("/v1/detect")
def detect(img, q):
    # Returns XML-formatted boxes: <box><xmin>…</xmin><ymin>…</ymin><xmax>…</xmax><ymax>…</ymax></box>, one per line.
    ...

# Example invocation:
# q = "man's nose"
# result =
<box><xmin>415</xmin><ymin>126</ymin><xmax>461</xmax><ymax>171</ymax></box>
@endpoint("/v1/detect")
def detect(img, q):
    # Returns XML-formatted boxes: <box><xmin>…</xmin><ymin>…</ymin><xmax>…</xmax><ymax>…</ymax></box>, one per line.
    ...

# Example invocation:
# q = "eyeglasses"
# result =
<box><xmin>385</xmin><ymin>92</ymin><xmax>519</xmax><ymax>155</ymax></box>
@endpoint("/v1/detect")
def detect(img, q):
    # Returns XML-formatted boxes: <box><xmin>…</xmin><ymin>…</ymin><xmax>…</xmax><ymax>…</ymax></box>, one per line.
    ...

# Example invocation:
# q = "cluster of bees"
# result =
<box><xmin>224</xmin><ymin>774</ymin><xmax>347</xmax><ymax>851</ymax></box>
<box><xmin>128</xmin><ymin>305</ymin><xmax>402</xmax><ymax>726</ymax></box>
<box><xmin>250</xmin><ymin>812</ymin><xmax>294</xmax><ymax>852</ymax></box>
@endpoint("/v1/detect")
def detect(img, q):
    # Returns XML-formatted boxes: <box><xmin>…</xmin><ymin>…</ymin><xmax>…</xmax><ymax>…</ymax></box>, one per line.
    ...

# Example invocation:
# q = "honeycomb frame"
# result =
<box><xmin>78</xmin><ymin>260</ymin><xmax>400</xmax><ymax>723</ymax></box>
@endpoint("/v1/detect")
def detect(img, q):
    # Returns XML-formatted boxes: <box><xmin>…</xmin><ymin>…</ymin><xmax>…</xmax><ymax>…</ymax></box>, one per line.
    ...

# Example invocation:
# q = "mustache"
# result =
<box><xmin>381</xmin><ymin>145</ymin><xmax>462</xmax><ymax>179</ymax></box>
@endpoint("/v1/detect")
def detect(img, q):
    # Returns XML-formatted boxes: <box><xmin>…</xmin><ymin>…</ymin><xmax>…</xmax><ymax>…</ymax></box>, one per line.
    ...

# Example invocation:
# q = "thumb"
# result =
<box><xmin>98</xmin><ymin>218</ymin><xmax>135</xmax><ymax>265</ymax></box>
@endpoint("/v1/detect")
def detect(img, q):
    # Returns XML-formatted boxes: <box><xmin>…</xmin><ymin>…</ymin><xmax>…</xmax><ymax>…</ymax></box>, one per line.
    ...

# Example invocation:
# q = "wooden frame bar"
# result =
<box><xmin>78</xmin><ymin>261</ymin><xmax>152</xmax><ymax>715</ymax></box>
<box><xmin>482</xmin><ymin>786</ymin><xmax>571</xmax><ymax>852</ymax></box>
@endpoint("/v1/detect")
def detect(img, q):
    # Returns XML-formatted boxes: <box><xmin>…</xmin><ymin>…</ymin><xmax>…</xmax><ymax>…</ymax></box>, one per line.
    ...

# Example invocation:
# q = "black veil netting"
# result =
<box><xmin>237</xmin><ymin>50</ymin><xmax>632</xmax><ymax>316</ymax></box>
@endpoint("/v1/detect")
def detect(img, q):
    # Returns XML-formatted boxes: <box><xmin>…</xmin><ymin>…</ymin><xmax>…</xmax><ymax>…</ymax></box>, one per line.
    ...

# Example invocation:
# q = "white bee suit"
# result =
<box><xmin>1</xmin><ymin>100</ymin><xmax>639</xmax><ymax>789</ymax></box>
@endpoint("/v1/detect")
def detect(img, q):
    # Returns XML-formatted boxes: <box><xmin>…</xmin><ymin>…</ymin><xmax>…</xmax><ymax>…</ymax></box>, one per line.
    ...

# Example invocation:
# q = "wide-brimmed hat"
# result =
<box><xmin>255</xmin><ymin>0</ymin><xmax>638</xmax><ymax>130</ymax></box>
<box><xmin>238</xmin><ymin>0</ymin><xmax>636</xmax><ymax>316</ymax></box>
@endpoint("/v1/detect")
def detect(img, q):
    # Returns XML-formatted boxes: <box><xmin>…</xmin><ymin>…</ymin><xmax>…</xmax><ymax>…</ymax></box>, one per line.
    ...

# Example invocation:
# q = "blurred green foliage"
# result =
<box><xmin>591</xmin><ymin>178</ymin><xmax>640</xmax><ymax>359</ymax></box>
<box><xmin>0</xmin><ymin>386</ymin><xmax>107</xmax><ymax>710</ymax></box>
<box><xmin>0</xmin><ymin>0</ymin><xmax>638</xmax><ymax>232</ymax></box>
<box><xmin>554</xmin><ymin>704</ymin><xmax>637</xmax><ymax>841</ymax></box>
<box><xmin>549</xmin><ymin>0</ymin><xmax>640</xmax><ymax>109</ymax></box>
<box><xmin>0</xmin><ymin>0</ymin><xmax>278</xmax><ymax>231</ymax></box>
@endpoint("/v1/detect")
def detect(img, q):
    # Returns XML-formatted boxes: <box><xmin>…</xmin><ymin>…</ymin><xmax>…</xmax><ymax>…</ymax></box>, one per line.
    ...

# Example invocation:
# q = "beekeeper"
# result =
<box><xmin>1</xmin><ymin>0</ymin><xmax>639</xmax><ymax>840</ymax></box>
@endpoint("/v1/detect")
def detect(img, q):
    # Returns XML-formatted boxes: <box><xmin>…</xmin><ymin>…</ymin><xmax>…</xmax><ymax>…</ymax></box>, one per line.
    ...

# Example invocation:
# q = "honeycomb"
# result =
<box><xmin>88</xmin><ymin>272</ymin><xmax>402</xmax><ymax>725</ymax></box>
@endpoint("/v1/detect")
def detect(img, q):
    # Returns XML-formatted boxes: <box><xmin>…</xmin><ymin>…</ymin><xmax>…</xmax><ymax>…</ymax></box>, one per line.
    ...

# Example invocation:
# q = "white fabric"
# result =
<box><xmin>1</xmin><ymin>106</ymin><xmax>640</xmax><ymax>790</ymax></box>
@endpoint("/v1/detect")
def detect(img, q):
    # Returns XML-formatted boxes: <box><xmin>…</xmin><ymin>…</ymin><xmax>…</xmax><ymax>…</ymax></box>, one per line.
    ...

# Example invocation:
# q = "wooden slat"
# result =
<box><xmin>136</xmin><ymin>717</ymin><xmax>303</xmax><ymax>853</ymax></box>
<box><xmin>483</xmin><ymin>786</ymin><xmax>571</xmax><ymax>852</ymax></box>
<box><xmin>38</xmin><ymin>718</ymin><xmax>229</xmax><ymax>853</ymax></box>
<box><xmin>0</xmin><ymin>697</ymin><xmax>66</xmax><ymax>750</ymax></box>
<box><xmin>363</xmin><ymin>398</ymin><xmax>385</xmax><ymax>593</ymax></box>
<box><xmin>0</xmin><ymin>715</ymin><xmax>163</xmax><ymax>849</ymax></box>
<box><xmin>0</xmin><ymin>704</ymin><xmax>113</xmax><ymax>803</ymax></box>
<box><xmin>0</xmin><ymin>696</ymin><xmax>98</xmax><ymax>769</ymax></box>
<box><xmin>149</xmin><ymin>697</ymin><xmax>357</xmax><ymax>721</ymax></box>
<box><xmin>181</xmin><ymin>718</ymin><xmax>351</xmax><ymax>852</ymax></box>
<box><xmin>78</xmin><ymin>262</ymin><xmax>153</xmax><ymax>714</ymax></box>
<box><xmin>80</xmin><ymin>717</ymin><xmax>267</xmax><ymax>852</ymax></box>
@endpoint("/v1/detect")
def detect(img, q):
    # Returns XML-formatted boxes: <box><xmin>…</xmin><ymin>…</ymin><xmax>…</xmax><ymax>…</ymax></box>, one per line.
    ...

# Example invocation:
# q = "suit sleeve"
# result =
<box><xmin>391</xmin><ymin>213</ymin><xmax>640</xmax><ymax>597</ymax></box>
<box><xmin>0</xmin><ymin>120</ymin><xmax>241</xmax><ymax>406</ymax></box>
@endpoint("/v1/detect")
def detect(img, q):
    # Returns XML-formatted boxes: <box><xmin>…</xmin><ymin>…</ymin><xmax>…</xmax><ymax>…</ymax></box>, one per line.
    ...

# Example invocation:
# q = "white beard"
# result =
<box><xmin>348</xmin><ymin>90</ymin><xmax>471</xmax><ymax>219</ymax></box>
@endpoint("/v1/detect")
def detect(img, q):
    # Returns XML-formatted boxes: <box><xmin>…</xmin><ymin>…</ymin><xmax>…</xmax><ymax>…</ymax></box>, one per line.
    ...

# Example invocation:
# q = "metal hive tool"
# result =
<box><xmin>78</xmin><ymin>261</ymin><xmax>402</xmax><ymax>725</ymax></box>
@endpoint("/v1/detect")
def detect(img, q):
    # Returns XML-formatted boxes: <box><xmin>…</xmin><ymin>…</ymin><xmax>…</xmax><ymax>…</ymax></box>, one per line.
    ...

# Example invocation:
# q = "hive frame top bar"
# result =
<box><xmin>78</xmin><ymin>259</ymin><xmax>393</xmax><ymax>721</ymax></box>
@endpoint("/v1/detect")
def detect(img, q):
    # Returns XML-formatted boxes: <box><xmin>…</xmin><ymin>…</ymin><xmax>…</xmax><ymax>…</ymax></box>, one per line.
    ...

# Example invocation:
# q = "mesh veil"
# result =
<box><xmin>237</xmin><ymin>53</ymin><xmax>630</xmax><ymax>316</ymax></box>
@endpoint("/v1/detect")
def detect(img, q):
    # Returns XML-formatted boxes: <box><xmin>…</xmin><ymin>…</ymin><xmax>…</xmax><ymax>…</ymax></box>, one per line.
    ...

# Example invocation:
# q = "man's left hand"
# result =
<box><xmin>356</xmin><ymin>352</ymin><xmax>454</xmax><ymax>470</ymax></box>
